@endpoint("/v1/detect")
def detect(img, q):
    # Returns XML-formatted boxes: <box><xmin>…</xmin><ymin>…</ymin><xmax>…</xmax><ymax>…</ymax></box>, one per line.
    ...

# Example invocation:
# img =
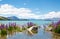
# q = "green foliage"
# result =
<box><xmin>8</xmin><ymin>26</ymin><xmax>14</xmax><ymax>31</ymax></box>
<box><xmin>54</xmin><ymin>25</ymin><xmax>60</xmax><ymax>33</ymax></box>
<box><xmin>1</xmin><ymin>29</ymin><xmax>7</xmax><ymax>35</ymax></box>
<box><xmin>16</xmin><ymin>28</ymin><xmax>22</xmax><ymax>32</ymax></box>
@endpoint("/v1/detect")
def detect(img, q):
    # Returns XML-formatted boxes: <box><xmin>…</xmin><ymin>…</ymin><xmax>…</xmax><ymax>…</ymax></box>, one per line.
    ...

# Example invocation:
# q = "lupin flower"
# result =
<box><xmin>56</xmin><ymin>20</ymin><xmax>60</xmax><ymax>26</ymax></box>
<box><xmin>27</xmin><ymin>22</ymin><xmax>35</xmax><ymax>27</ymax></box>
<box><xmin>0</xmin><ymin>24</ymin><xmax>5</xmax><ymax>30</ymax></box>
<box><xmin>9</xmin><ymin>22</ymin><xmax>16</xmax><ymax>27</ymax></box>
<box><xmin>5</xmin><ymin>24</ymin><xmax>8</xmax><ymax>29</ymax></box>
<box><xmin>51</xmin><ymin>22</ymin><xmax>57</xmax><ymax>28</ymax></box>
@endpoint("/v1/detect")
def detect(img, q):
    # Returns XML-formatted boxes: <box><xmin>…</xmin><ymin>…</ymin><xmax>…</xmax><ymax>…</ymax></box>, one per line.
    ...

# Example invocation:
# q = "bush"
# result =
<box><xmin>1</xmin><ymin>29</ymin><xmax>7</xmax><ymax>35</ymax></box>
<box><xmin>8</xmin><ymin>26</ymin><xmax>14</xmax><ymax>31</ymax></box>
<box><xmin>54</xmin><ymin>25</ymin><xmax>60</xmax><ymax>33</ymax></box>
<box><xmin>51</xmin><ymin>20</ymin><xmax>60</xmax><ymax>34</ymax></box>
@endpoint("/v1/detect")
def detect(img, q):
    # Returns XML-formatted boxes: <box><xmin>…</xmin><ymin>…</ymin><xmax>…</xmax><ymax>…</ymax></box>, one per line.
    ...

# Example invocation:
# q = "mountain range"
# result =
<box><xmin>0</xmin><ymin>16</ymin><xmax>28</xmax><ymax>21</ymax></box>
<box><xmin>0</xmin><ymin>16</ymin><xmax>60</xmax><ymax>21</ymax></box>
<box><xmin>7</xmin><ymin>16</ymin><xmax>20</xmax><ymax>20</ymax></box>
<box><xmin>0</xmin><ymin>16</ymin><xmax>10</xmax><ymax>20</ymax></box>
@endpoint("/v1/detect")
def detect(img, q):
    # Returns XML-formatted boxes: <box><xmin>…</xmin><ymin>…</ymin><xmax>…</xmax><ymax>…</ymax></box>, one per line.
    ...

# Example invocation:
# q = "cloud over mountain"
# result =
<box><xmin>0</xmin><ymin>4</ymin><xmax>60</xmax><ymax>19</ymax></box>
<box><xmin>0</xmin><ymin>4</ymin><xmax>40</xmax><ymax>19</ymax></box>
<box><xmin>40</xmin><ymin>11</ymin><xmax>60</xmax><ymax>19</ymax></box>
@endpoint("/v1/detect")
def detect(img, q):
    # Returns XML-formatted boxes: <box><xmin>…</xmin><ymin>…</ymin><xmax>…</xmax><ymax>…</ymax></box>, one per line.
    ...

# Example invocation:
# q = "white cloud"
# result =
<box><xmin>0</xmin><ymin>4</ymin><xmax>40</xmax><ymax>19</ymax></box>
<box><xmin>0</xmin><ymin>4</ymin><xmax>60</xmax><ymax>19</ymax></box>
<box><xmin>40</xmin><ymin>11</ymin><xmax>60</xmax><ymax>19</ymax></box>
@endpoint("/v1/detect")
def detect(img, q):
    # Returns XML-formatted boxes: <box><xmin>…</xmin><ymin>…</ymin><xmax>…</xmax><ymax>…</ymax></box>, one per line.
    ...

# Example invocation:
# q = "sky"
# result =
<box><xmin>0</xmin><ymin>0</ymin><xmax>60</xmax><ymax>19</ymax></box>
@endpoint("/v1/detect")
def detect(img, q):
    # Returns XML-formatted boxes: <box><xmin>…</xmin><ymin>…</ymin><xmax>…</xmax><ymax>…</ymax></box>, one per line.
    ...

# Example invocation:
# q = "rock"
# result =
<box><xmin>27</xmin><ymin>26</ymin><xmax>38</xmax><ymax>35</ymax></box>
<box><xmin>46</xmin><ymin>26</ymin><xmax>52</xmax><ymax>31</ymax></box>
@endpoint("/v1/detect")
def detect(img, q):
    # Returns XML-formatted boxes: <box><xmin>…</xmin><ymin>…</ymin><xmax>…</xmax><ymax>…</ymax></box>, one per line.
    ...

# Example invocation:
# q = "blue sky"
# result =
<box><xmin>0</xmin><ymin>0</ymin><xmax>60</xmax><ymax>19</ymax></box>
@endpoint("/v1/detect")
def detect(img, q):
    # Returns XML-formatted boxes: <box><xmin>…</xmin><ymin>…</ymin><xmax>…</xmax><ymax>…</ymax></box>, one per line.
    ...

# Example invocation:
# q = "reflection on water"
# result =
<box><xmin>26</xmin><ymin>26</ymin><xmax>38</xmax><ymax>36</ymax></box>
<box><xmin>26</xmin><ymin>29</ymin><xmax>38</xmax><ymax>36</ymax></box>
<box><xmin>0</xmin><ymin>28</ymin><xmax>60</xmax><ymax>39</ymax></box>
<box><xmin>0</xmin><ymin>35</ymin><xmax>7</xmax><ymax>39</ymax></box>
<box><xmin>52</xmin><ymin>33</ymin><xmax>60</xmax><ymax>39</ymax></box>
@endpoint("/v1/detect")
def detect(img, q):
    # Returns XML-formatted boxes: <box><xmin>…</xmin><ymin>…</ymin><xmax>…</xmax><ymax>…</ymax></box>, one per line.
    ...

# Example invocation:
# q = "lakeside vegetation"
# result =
<box><xmin>0</xmin><ymin>19</ymin><xmax>60</xmax><ymax>38</ymax></box>
<box><xmin>47</xmin><ymin>20</ymin><xmax>60</xmax><ymax>34</ymax></box>
<box><xmin>0</xmin><ymin>22</ymin><xmax>38</xmax><ymax>36</ymax></box>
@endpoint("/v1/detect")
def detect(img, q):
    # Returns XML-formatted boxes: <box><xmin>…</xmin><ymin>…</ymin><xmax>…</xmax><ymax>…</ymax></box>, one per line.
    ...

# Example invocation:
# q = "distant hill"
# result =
<box><xmin>7</xmin><ymin>16</ymin><xmax>20</xmax><ymax>20</ymax></box>
<box><xmin>0</xmin><ymin>16</ymin><xmax>29</xmax><ymax>21</ymax></box>
<box><xmin>0</xmin><ymin>16</ymin><xmax>10</xmax><ymax>20</ymax></box>
<box><xmin>7</xmin><ymin>16</ymin><xmax>28</xmax><ymax>21</ymax></box>
<box><xmin>39</xmin><ymin>18</ymin><xmax>60</xmax><ymax>21</ymax></box>
<box><xmin>0</xmin><ymin>16</ymin><xmax>60</xmax><ymax>21</ymax></box>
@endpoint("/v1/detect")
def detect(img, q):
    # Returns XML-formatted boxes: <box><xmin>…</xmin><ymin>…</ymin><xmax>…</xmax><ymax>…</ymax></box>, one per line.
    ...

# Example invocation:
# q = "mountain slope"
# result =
<box><xmin>0</xmin><ymin>16</ymin><xmax>10</xmax><ymax>20</ymax></box>
<box><xmin>7</xmin><ymin>16</ymin><xmax>28</xmax><ymax>20</ymax></box>
<box><xmin>7</xmin><ymin>16</ymin><xmax>20</xmax><ymax>20</ymax></box>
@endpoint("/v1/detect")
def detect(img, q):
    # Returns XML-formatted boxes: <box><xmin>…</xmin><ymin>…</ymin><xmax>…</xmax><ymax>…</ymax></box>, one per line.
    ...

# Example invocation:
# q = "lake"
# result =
<box><xmin>0</xmin><ymin>20</ymin><xmax>60</xmax><ymax>39</ymax></box>
<box><xmin>0</xmin><ymin>20</ymin><xmax>55</xmax><ymax>25</ymax></box>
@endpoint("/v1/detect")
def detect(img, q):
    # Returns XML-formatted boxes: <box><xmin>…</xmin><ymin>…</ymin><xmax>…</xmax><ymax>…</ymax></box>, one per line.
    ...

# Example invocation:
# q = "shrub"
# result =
<box><xmin>1</xmin><ymin>29</ymin><xmax>7</xmax><ymax>35</ymax></box>
<box><xmin>51</xmin><ymin>20</ymin><xmax>60</xmax><ymax>34</ymax></box>
<box><xmin>54</xmin><ymin>25</ymin><xmax>60</xmax><ymax>33</ymax></box>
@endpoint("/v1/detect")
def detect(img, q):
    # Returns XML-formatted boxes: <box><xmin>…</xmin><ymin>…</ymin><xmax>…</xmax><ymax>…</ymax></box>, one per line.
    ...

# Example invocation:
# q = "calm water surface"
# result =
<box><xmin>0</xmin><ymin>20</ymin><xmax>60</xmax><ymax>39</ymax></box>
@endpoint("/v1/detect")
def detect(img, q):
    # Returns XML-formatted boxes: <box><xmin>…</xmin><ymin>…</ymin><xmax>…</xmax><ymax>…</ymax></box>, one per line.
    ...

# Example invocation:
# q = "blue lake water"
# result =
<box><xmin>0</xmin><ymin>20</ymin><xmax>59</xmax><ymax>39</ymax></box>
<box><xmin>0</xmin><ymin>20</ymin><xmax>55</xmax><ymax>25</ymax></box>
